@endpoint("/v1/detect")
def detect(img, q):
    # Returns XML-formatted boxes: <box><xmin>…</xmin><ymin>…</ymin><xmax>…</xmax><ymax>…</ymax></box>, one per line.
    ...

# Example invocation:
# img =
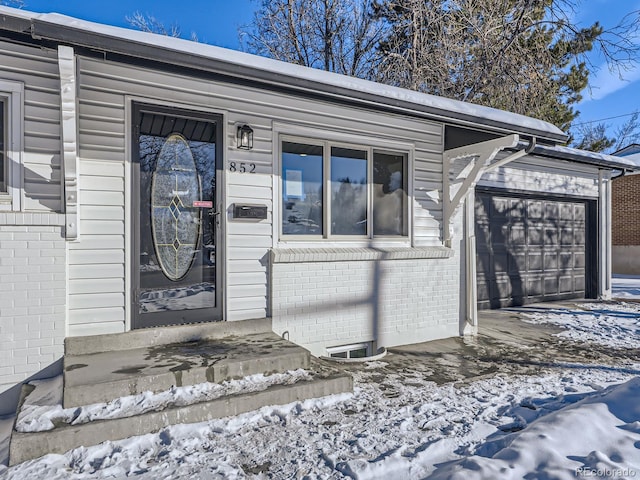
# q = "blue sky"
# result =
<box><xmin>14</xmin><ymin>0</ymin><xmax>640</xmax><ymax>147</ymax></box>
<box><xmin>571</xmin><ymin>0</ymin><xmax>640</xmax><ymax>145</ymax></box>
<box><xmin>20</xmin><ymin>0</ymin><xmax>256</xmax><ymax>49</ymax></box>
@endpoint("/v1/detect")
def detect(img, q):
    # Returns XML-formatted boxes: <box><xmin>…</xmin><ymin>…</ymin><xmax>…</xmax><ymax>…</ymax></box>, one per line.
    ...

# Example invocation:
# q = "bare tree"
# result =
<box><xmin>126</xmin><ymin>11</ymin><xmax>199</xmax><ymax>42</ymax></box>
<box><xmin>572</xmin><ymin>122</ymin><xmax>615</xmax><ymax>153</ymax></box>
<box><xmin>124</xmin><ymin>0</ymin><xmax>638</xmax><ymax>150</ymax></box>
<box><xmin>612</xmin><ymin>113</ymin><xmax>640</xmax><ymax>152</ymax></box>
<box><xmin>244</xmin><ymin>0</ymin><xmax>639</xmax><ymax>135</ymax></box>
<box><xmin>377</xmin><ymin>0</ymin><xmax>603</xmax><ymax>128</ymax></box>
<box><xmin>572</xmin><ymin>112</ymin><xmax>640</xmax><ymax>153</ymax></box>
<box><xmin>0</xmin><ymin>0</ymin><xmax>25</xmax><ymax>7</ymax></box>
<box><xmin>241</xmin><ymin>0</ymin><xmax>386</xmax><ymax>78</ymax></box>
<box><xmin>374</xmin><ymin>0</ymin><xmax>640</xmax><ymax>131</ymax></box>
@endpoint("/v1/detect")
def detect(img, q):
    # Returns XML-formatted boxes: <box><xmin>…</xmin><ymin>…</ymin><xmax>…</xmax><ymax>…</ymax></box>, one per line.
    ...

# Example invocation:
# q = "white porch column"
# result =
<box><xmin>443</xmin><ymin>134</ymin><xmax>531</xmax><ymax>334</ymax></box>
<box><xmin>599</xmin><ymin>169</ymin><xmax>612</xmax><ymax>299</ymax></box>
<box><xmin>463</xmin><ymin>189</ymin><xmax>478</xmax><ymax>335</ymax></box>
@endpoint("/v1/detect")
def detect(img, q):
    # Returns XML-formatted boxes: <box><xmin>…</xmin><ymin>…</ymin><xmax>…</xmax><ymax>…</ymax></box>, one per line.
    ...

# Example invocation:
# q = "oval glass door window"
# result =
<box><xmin>151</xmin><ymin>133</ymin><xmax>201</xmax><ymax>281</ymax></box>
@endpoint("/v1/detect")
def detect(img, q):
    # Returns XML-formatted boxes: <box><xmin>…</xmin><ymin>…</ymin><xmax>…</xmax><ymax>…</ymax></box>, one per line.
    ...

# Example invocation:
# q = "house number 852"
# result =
<box><xmin>229</xmin><ymin>162</ymin><xmax>256</xmax><ymax>173</ymax></box>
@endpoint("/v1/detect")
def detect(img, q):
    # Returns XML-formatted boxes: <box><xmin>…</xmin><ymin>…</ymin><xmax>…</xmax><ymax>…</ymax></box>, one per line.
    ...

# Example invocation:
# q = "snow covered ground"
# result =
<box><xmin>2</xmin><ymin>301</ymin><xmax>640</xmax><ymax>479</ymax></box>
<box><xmin>612</xmin><ymin>274</ymin><xmax>640</xmax><ymax>300</ymax></box>
<box><xmin>15</xmin><ymin>370</ymin><xmax>313</xmax><ymax>433</ymax></box>
<box><xmin>523</xmin><ymin>302</ymin><xmax>640</xmax><ymax>349</ymax></box>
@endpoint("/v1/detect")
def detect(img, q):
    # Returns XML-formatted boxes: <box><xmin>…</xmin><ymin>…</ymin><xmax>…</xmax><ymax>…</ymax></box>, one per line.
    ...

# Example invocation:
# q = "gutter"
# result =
<box><xmin>484</xmin><ymin>137</ymin><xmax>536</xmax><ymax>173</ymax></box>
<box><xmin>612</xmin><ymin>169</ymin><xmax>627</xmax><ymax>180</ymax></box>
<box><xmin>512</xmin><ymin>142</ymin><xmax>639</xmax><ymax>172</ymax></box>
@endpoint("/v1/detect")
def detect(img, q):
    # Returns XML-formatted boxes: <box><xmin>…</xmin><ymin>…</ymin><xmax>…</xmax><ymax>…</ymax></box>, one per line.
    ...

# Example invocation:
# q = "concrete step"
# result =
<box><xmin>64</xmin><ymin>318</ymin><xmax>272</xmax><ymax>356</ymax></box>
<box><xmin>64</xmin><ymin>332</ymin><xmax>310</xmax><ymax>407</ymax></box>
<box><xmin>9</xmin><ymin>359</ymin><xmax>352</xmax><ymax>466</ymax></box>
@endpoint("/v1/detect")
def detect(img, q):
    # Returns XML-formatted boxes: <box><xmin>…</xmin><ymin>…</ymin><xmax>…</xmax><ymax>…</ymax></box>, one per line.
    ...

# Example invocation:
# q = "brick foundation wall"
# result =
<box><xmin>271</xmin><ymin>252</ymin><xmax>459</xmax><ymax>357</ymax></box>
<box><xmin>612</xmin><ymin>174</ymin><xmax>640</xmax><ymax>246</ymax></box>
<box><xmin>0</xmin><ymin>214</ymin><xmax>66</xmax><ymax>398</ymax></box>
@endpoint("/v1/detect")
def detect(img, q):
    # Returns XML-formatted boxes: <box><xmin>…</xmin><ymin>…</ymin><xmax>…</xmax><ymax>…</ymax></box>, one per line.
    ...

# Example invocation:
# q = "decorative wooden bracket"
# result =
<box><xmin>442</xmin><ymin>134</ymin><xmax>525</xmax><ymax>247</ymax></box>
<box><xmin>58</xmin><ymin>45</ymin><xmax>79</xmax><ymax>240</ymax></box>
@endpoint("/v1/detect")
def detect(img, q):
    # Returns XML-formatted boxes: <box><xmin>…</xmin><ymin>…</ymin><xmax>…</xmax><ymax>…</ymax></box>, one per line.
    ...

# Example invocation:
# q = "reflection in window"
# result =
<box><xmin>137</xmin><ymin>111</ymin><xmax>218</xmax><ymax>313</ymax></box>
<box><xmin>281</xmin><ymin>139</ymin><xmax>408</xmax><ymax>239</ymax></box>
<box><xmin>328</xmin><ymin>342</ymin><xmax>371</xmax><ymax>358</ymax></box>
<box><xmin>331</xmin><ymin>147</ymin><xmax>367</xmax><ymax>235</ymax></box>
<box><xmin>282</xmin><ymin>141</ymin><xmax>323</xmax><ymax>235</ymax></box>
<box><xmin>0</xmin><ymin>99</ymin><xmax>5</xmax><ymax>192</ymax></box>
<box><xmin>373</xmin><ymin>151</ymin><xmax>406</xmax><ymax>236</ymax></box>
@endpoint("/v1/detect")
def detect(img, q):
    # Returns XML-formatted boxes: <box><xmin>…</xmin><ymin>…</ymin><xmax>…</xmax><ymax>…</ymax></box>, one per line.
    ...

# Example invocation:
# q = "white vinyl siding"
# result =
<box><xmin>71</xmin><ymin>56</ymin><xmax>443</xmax><ymax>335</ymax></box>
<box><xmin>479</xmin><ymin>153</ymin><xmax>601</xmax><ymax>197</ymax></box>
<box><xmin>413</xmin><ymin>140</ymin><xmax>446</xmax><ymax>245</ymax></box>
<box><xmin>0</xmin><ymin>41</ymin><xmax>61</xmax><ymax>212</ymax></box>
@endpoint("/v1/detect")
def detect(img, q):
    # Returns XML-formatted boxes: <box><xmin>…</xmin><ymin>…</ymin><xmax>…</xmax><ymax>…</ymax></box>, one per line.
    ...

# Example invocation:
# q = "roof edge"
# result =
<box><xmin>516</xmin><ymin>143</ymin><xmax>639</xmax><ymax>171</ymax></box>
<box><xmin>0</xmin><ymin>7</ymin><xmax>568</xmax><ymax>144</ymax></box>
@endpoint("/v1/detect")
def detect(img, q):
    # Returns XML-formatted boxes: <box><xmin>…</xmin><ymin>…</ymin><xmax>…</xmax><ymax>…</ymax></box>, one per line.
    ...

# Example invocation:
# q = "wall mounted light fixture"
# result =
<box><xmin>236</xmin><ymin>124</ymin><xmax>254</xmax><ymax>150</ymax></box>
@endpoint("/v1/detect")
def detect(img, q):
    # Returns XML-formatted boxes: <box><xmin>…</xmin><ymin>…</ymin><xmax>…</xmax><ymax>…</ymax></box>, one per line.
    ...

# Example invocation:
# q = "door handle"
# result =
<box><xmin>208</xmin><ymin>209</ymin><xmax>221</xmax><ymax>230</ymax></box>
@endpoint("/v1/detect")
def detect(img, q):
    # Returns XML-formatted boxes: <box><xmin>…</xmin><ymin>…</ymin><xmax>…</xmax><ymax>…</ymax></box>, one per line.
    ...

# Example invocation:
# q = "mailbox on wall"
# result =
<box><xmin>232</xmin><ymin>203</ymin><xmax>268</xmax><ymax>220</ymax></box>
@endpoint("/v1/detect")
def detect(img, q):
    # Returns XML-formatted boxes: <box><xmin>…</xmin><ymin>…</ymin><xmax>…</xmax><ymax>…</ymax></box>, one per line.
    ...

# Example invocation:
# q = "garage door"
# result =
<box><xmin>475</xmin><ymin>191</ymin><xmax>591</xmax><ymax>309</ymax></box>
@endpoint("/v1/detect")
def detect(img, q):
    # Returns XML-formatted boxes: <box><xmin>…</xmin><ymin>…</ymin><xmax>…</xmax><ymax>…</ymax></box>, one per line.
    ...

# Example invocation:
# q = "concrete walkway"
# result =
<box><xmin>339</xmin><ymin>300</ymin><xmax>640</xmax><ymax>387</ymax></box>
<box><xmin>7</xmin><ymin>300</ymin><xmax>639</xmax><ymax>467</ymax></box>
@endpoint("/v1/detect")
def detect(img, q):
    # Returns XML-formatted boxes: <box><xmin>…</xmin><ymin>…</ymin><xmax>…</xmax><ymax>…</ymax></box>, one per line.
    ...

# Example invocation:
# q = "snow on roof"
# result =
<box><xmin>614</xmin><ymin>144</ymin><xmax>640</xmax><ymax>166</ymax></box>
<box><xmin>0</xmin><ymin>6</ymin><xmax>567</xmax><ymax>141</ymax></box>
<box><xmin>537</xmin><ymin>143</ymin><xmax>640</xmax><ymax>170</ymax></box>
<box><xmin>619</xmin><ymin>152</ymin><xmax>640</xmax><ymax>166</ymax></box>
<box><xmin>615</xmin><ymin>143</ymin><xmax>640</xmax><ymax>154</ymax></box>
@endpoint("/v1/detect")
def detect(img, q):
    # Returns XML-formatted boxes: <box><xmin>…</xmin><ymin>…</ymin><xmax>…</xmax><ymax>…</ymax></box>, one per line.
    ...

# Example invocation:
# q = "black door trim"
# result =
<box><xmin>131</xmin><ymin>101</ymin><xmax>224</xmax><ymax>329</ymax></box>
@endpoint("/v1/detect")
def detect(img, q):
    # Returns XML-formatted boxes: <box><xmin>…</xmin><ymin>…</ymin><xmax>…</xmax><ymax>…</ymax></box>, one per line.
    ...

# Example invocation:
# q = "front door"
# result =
<box><xmin>132</xmin><ymin>104</ymin><xmax>222</xmax><ymax>328</ymax></box>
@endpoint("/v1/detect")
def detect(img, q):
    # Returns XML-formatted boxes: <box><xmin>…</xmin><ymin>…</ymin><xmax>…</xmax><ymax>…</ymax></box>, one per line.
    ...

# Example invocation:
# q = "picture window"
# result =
<box><xmin>281</xmin><ymin>138</ymin><xmax>407</xmax><ymax>239</ymax></box>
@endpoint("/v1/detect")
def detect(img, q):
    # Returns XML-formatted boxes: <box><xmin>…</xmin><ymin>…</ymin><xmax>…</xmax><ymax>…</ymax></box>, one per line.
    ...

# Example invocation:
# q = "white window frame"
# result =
<box><xmin>327</xmin><ymin>342</ymin><xmax>372</xmax><ymax>359</ymax></box>
<box><xmin>274</xmin><ymin>124</ymin><xmax>413</xmax><ymax>247</ymax></box>
<box><xmin>0</xmin><ymin>79</ymin><xmax>24</xmax><ymax>211</ymax></box>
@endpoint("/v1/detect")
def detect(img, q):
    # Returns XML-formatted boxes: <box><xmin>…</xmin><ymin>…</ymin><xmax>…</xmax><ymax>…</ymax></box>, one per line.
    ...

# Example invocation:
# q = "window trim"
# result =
<box><xmin>327</xmin><ymin>342</ymin><xmax>372</xmax><ymax>359</ymax></box>
<box><xmin>281</xmin><ymin>137</ymin><xmax>326</xmax><ymax>237</ymax></box>
<box><xmin>0</xmin><ymin>79</ymin><xmax>24</xmax><ymax>211</ymax></box>
<box><xmin>328</xmin><ymin>143</ymin><xmax>371</xmax><ymax>238</ymax></box>
<box><xmin>276</xmin><ymin>129</ymin><xmax>412</xmax><ymax>245</ymax></box>
<box><xmin>372</xmin><ymin>148</ymin><xmax>409</xmax><ymax>238</ymax></box>
<box><xmin>0</xmin><ymin>98</ymin><xmax>6</xmax><ymax>192</ymax></box>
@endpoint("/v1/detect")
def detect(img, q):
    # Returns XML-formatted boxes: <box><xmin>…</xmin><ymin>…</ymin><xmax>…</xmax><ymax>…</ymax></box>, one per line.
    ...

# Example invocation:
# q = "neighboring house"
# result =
<box><xmin>612</xmin><ymin>144</ymin><xmax>640</xmax><ymax>274</ymax></box>
<box><xmin>0</xmin><ymin>7</ymin><xmax>635</xmax><ymax>414</ymax></box>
